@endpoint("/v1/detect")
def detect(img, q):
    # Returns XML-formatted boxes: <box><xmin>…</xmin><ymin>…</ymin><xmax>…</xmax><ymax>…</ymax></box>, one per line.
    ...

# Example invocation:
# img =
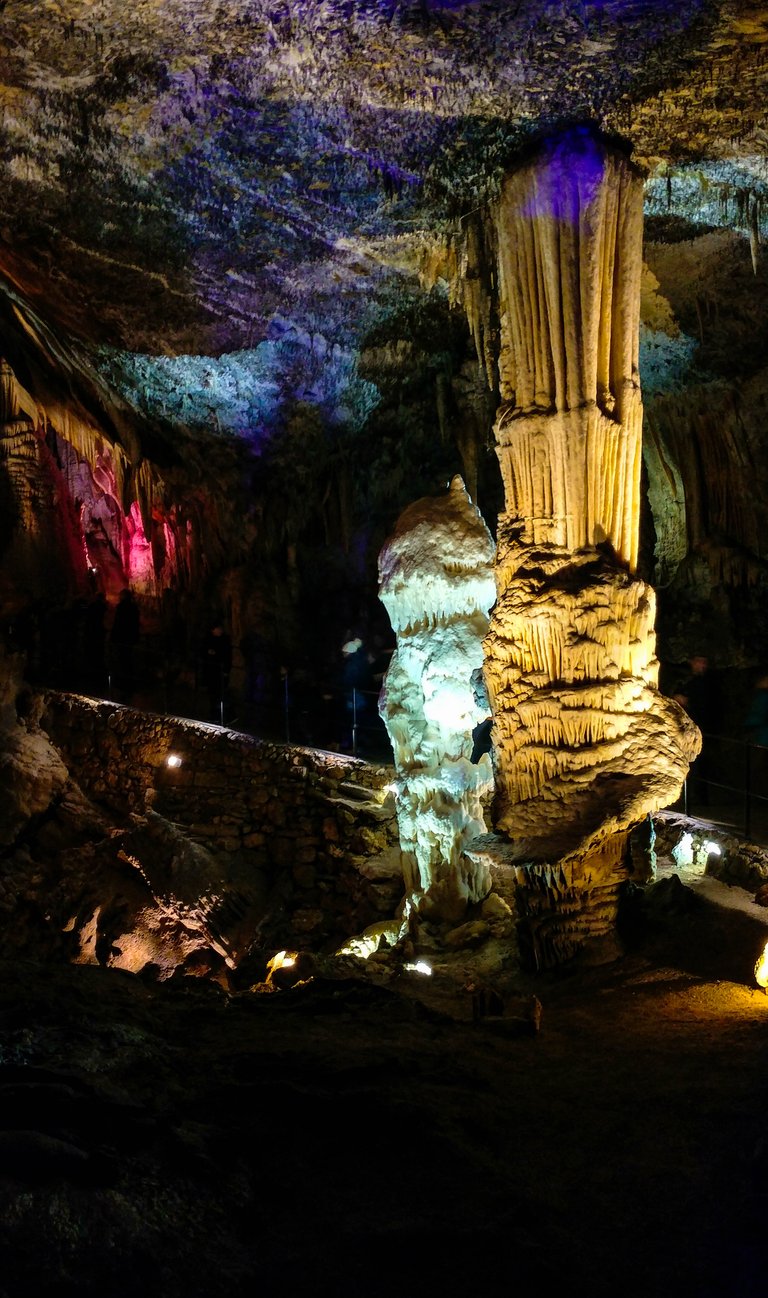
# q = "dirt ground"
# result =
<box><xmin>0</xmin><ymin>868</ymin><xmax>766</xmax><ymax>1298</ymax></box>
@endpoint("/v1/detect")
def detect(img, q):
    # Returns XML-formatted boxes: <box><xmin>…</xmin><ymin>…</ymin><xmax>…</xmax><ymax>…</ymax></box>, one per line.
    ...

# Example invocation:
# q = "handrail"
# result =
<box><xmin>13</xmin><ymin>628</ymin><xmax>768</xmax><ymax>842</ymax></box>
<box><xmin>682</xmin><ymin>729</ymin><xmax>768</xmax><ymax>843</ymax></box>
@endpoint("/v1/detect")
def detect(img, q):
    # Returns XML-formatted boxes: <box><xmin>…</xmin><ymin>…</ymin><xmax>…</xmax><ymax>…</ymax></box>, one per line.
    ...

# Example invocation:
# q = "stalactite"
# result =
<box><xmin>750</xmin><ymin>194</ymin><xmax>761</xmax><ymax>275</ymax></box>
<box><xmin>0</xmin><ymin>411</ymin><xmax>89</xmax><ymax>604</ymax></box>
<box><xmin>645</xmin><ymin>384</ymin><xmax>763</xmax><ymax>586</ymax></box>
<box><xmin>447</xmin><ymin>214</ymin><xmax>499</xmax><ymax>393</ymax></box>
<box><xmin>0</xmin><ymin>354</ymin><xmax>203</xmax><ymax>603</ymax></box>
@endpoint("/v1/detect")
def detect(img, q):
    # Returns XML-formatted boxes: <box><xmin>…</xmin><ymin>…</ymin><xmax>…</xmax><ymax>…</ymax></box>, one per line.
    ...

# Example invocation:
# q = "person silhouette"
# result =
<box><xmin>201</xmin><ymin>623</ymin><xmax>232</xmax><ymax>722</ymax></box>
<box><xmin>673</xmin><ymin>654</ymin><xmax>721</xmax><ymax>808</ymax></box>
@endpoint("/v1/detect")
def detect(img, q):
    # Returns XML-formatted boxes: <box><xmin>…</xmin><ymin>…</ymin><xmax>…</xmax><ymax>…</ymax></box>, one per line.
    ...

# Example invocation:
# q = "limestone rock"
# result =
<box><xmin>378</xmin><ymin>476</ymin><xmax>496</xmax><ymax>921</ymax></box>
<box><xmin>486</xmin><ymin>537</ymin><xmax>700</xmax><ymax>862</ymax></box>
<box><xmin>443</xmin><ymin>919</ymin><xmax>490</xmax><ymax>950</ymax></box>
<box><xmin>0</xmin><ymin>652</ymin><xmax>69</xmax><ymax>848</ymax></box>
<box><xmin>478</xmin><ymin>132</ymin><xmax>699</xmax><ymax>965</ymax></box>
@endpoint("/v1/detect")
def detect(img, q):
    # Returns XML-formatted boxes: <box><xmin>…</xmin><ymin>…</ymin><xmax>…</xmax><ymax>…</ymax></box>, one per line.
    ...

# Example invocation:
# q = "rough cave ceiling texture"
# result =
<box><xmin>3</xmin><ymin>0</ymin><xmax>768</xmax><ymax>660</ymax></box>
<box><xmin>3</xmin><ymin>2</ymin><xmax>766</xmax><ymax>378</ymax></box>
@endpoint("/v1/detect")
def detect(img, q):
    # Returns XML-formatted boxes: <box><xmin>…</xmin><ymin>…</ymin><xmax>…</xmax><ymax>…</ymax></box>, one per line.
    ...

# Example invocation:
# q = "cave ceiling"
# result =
<box><xmin>1</xmin><ymin>0</ymin><xmax>768</xmax><ymax>477</ymax></box>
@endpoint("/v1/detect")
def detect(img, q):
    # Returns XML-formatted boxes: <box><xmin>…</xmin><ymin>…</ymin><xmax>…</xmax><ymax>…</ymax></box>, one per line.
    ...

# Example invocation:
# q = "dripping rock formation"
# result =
<box><xmin>1</xmin><ymin>8</ymin><xmax>768</xmax><ymax>1289</ymax></box>
<box><xmin>476</xmin><ymin>132</ymin><xmax>700</xmax><ymax>966</ymax></box>
<box><xmin>378</xmin><ymin>474</ymin><xmax>496</xmax><ymax>923</ymax></box>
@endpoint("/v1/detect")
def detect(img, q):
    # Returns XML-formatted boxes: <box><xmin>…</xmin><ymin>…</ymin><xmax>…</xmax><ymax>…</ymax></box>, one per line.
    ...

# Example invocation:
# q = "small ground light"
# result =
<box><xmin>755</xmin><ymin>940</ymin><xmax>768</xmax><ymax>989</ymax></box>
<box><xmin>404</xmin><ymin>960</ymin><xmax>432</xmax><ymax>976</ymax></box>
<box><xmin>166</xmin><ymin>753</ymin><xmax>183</xmax><ymax>768</ymax></box>
<box><xmin>268</xmin><ymin>950</ymin><xmax>296</xmax><ymax>973</ymax></box>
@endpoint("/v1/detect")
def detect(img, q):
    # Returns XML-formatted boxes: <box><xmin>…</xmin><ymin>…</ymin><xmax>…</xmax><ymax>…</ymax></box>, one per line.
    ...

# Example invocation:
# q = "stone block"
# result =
<box><xmin>243</xmin><ymin>832</ymin><xmax>266</xmax><ymax>849</ymax></box>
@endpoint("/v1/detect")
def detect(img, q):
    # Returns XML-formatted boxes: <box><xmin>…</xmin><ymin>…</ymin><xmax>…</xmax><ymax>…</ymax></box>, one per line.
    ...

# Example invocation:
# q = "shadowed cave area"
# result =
<box><xmin>2</xmin><ymin>3</ymin><xmax>768</xmax><ymax>1295</ymax></box>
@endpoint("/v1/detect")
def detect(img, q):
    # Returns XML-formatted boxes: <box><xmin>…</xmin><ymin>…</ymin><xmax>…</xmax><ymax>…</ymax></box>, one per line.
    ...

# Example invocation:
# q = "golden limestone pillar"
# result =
<box><xmin>478</xmin><ymin>129</ymin><xmax>699</xmax><ymax>967</ymax></box>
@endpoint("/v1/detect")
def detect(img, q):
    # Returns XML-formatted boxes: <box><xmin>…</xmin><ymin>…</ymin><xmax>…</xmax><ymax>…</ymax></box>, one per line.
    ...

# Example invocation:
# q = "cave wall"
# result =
<box><xmin>2</xmin><ymin>2</ymin><xmax>768</xmax><ymax>690</ymax></box>
<box><xmin>0</xmin><ymin>344</ymin><xmax>231</xmax><ymax>616</ymax></box>
<box><xmin>0</xmin><ymin>273</ymin><xmax>493</xmax><ymax>701</ymax></box>
<box><xmin>639</xmin><ymin>231</ymin><xmax>768</xmax><ymax>677</ymax></box>
<box><xmin>40</xmin><ymin>691</ymin><xmax>401</xmax><ymax>953</ymax></box>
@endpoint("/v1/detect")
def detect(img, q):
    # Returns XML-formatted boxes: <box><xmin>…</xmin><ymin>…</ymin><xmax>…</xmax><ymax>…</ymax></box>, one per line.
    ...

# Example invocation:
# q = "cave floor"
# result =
<box><xmin>0</xmin><ymin>877</ymin><xmax>767</xmax><ymax>1298</ymax></box>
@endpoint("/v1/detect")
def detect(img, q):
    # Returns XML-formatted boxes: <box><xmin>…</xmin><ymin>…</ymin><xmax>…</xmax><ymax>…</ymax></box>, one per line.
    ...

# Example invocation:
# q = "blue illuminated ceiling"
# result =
<box><xmin>0</xmin><ymin>0</ymin><xmax>766</xmax><ymax>436</ymax></box>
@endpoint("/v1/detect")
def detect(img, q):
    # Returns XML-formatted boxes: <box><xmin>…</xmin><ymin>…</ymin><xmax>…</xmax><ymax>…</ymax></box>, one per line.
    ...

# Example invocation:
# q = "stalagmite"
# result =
<box><xmin>378</xmin><ymin>476</ymin><xmax>496</xmax><ymax>922</ymax></box>
<box><xmin>476</xmin><ymin>129</ymin><xmax>699</xmax><ymax>967</ymax></box>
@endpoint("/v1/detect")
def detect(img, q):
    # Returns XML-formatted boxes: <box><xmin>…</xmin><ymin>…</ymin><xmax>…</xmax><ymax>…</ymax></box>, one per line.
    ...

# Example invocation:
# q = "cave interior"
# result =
<box><xmin>2</xmin><ymin>3</ymin><xmax>768</xmax><ymax>1296</ymax></box>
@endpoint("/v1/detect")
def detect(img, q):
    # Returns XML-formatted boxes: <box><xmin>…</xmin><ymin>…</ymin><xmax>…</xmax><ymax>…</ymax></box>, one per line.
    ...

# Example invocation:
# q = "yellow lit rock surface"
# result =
<box><xmin>486</xmin><ymin>538</ymin><xmax>700</xmax><ymax>862</ymax></box>
<box><xmin>490</xmin><ymin>137</ymin><xmax>645</xmax><ymax>569</ymax></box>
<box><xmin>478</xmin><ymin>134</ymin><xmax>700</xmax><ymax>962</ymax></box>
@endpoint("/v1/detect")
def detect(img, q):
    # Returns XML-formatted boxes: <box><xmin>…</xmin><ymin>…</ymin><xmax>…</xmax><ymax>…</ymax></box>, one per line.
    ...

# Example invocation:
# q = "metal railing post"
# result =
<box><xmin>352</xmin><ymin>687</ymin><xmax>358</xmax><ymax>757</ymax></box>
<box><xmin>283</xmin><ymin>671</ymin><xmax>290</xmax><ymax>744</ymax></box>
<box><xmin>745</xmin><ymin>741</ymin><xmax>752</xmax><ymax>839</ymax></box>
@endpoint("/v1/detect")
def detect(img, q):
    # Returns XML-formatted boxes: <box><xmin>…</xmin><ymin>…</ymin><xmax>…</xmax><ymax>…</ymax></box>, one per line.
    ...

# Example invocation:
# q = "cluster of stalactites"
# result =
<box><xmin>0</xmin><ymin>354</ymin><xmax>198</xmax><ymax>598</ymax></box>
<box><xmin>446</xmin><ymin>218</ymin><xmax>500</xmax><ymax>395</ymax></box>
<box><xmin>2</xmin><ymin>352</ymin><xmax>135</xmax><ymax>513</ymax></box>
<box><xmin>644</xmin><ymin>386</ymin><xmax>765</xmax><ymax>589</ymax></box>
<box><xmin>489</xmin><ymin>136</ymin><xmax>644</xmax><ymax>572</ymax></box>
<box><xmin>492</xmin><ymin>136</ymin><xmax>644</xmax><ymax>422</ymax></box>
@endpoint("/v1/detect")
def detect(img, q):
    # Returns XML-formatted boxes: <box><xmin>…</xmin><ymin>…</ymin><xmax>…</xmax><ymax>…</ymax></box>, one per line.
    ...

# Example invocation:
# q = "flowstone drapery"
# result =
<box><xmin>378</xmin><ymin>476</ymin><xmax>496</xmax><ymax>922</ymax></box>
<box><xmin>476</xmin><ymin>130</ymin><xmax>699</xmax><ymax>967</ymax></box>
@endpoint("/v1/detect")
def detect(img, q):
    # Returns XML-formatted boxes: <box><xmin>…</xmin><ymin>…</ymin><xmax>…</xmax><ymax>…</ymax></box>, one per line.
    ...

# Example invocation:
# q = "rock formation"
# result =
<box><xmin>478</xmin><ymin>130</ymin><xmax>700</xmax><ymax>966</ymax></box>
<box><xmin>0</xmin><ymin>646</ymin><xmax>401</xmax><ymax>981</ymax></box>
<box><xmin>0</xmin><ymin>349</ymin><xmax>200</xmax><ymax>610</ymax></box>
<box><xmin>378</xmin><ymin>475</ymin><xmax>496</xmax><ymax>922</ymax></box>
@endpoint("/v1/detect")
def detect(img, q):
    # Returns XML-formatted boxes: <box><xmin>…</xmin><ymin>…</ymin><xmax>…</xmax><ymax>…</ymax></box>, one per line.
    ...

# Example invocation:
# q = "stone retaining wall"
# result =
<box><xmin>652</xmin><ymin>810</ymin><xmax>768</xmax><ymax>892</ymax></box>
<box><xmin>41</xmin><ymin>692</ymin><xmax>403</xmax><ymax>951</ymax></box>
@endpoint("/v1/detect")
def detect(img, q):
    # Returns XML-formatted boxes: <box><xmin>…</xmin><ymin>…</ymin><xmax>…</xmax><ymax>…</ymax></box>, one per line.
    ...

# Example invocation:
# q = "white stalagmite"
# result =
<box><xmin>378</xmin><ymin>476</ymin><xmax>497</xmax><ymax>921</ymax></box>
<box><xmin>479</xmin><ymin>130</ymin><xmax>699</xmax><ymax>965</ymax></box>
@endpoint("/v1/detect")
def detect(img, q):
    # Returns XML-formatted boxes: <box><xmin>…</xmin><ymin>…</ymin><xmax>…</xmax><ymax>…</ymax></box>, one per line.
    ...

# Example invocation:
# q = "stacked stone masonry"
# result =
<box><xmin>41</xmin><ymin>691</ymin><xmax>402</xmax><ymax>952</ymax></box>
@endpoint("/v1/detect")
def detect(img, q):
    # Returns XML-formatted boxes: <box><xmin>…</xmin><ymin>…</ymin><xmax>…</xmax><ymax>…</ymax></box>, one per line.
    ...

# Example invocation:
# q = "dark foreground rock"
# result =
<box><xmin>0</xmin><ymin>940</ymin><xmax>765</xmax><ymax>1298</ymax></box>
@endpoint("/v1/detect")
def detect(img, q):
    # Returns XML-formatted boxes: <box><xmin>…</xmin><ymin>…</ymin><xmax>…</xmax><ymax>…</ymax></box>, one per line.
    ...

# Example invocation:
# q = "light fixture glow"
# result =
<box><xmin>703</xmin><ymin>840</ymin><xmax>722</xmax><ymax>857</ymax></box>
<box><xmin>166</xmin><ymin>753</ymin><xmax>183</xmax><ymax>768</ymax></box>
<box><xmin>337</xmin><ymin>933</ymin><xmax>381</xmax><ymax>959</ymax></box>
<box><xmin>671</xmin><ymin>831</ymin><xmax>694</xmax><ymax>869</ymax></box>
<box><xmin>755</xmin><ymin>941</ymin><xmax>768</xmax><ymax>989</ymax></box>
<box><xmin>267</xmin><ymin>949</ymin><xmax>296</xmax><ymax>974</ymax></box>
<box><xmin>337</xmin><ymin>919</ymin><xmax>404</xmax><ymax>960</ymax></box>
<box><xmin>404</xmin><ymin>960</ymin><xmax>432</xmax><ymax>976</ymax></box>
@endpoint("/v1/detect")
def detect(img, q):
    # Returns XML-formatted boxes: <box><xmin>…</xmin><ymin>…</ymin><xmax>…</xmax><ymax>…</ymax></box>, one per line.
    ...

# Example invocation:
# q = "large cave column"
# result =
<box><xmin>378</xmin><ymin>476</ymin><xmax>496</xmax><ymax>922</ymax></box>
<box><xmin>492</xmin><ymin>130</ymin><xmax>645</xmax><ymax>568</ymax></box>
<box><xmin>482</xmin><ymin>130</ymin><xmax>698</xmax><ymax>958</ymax></box>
